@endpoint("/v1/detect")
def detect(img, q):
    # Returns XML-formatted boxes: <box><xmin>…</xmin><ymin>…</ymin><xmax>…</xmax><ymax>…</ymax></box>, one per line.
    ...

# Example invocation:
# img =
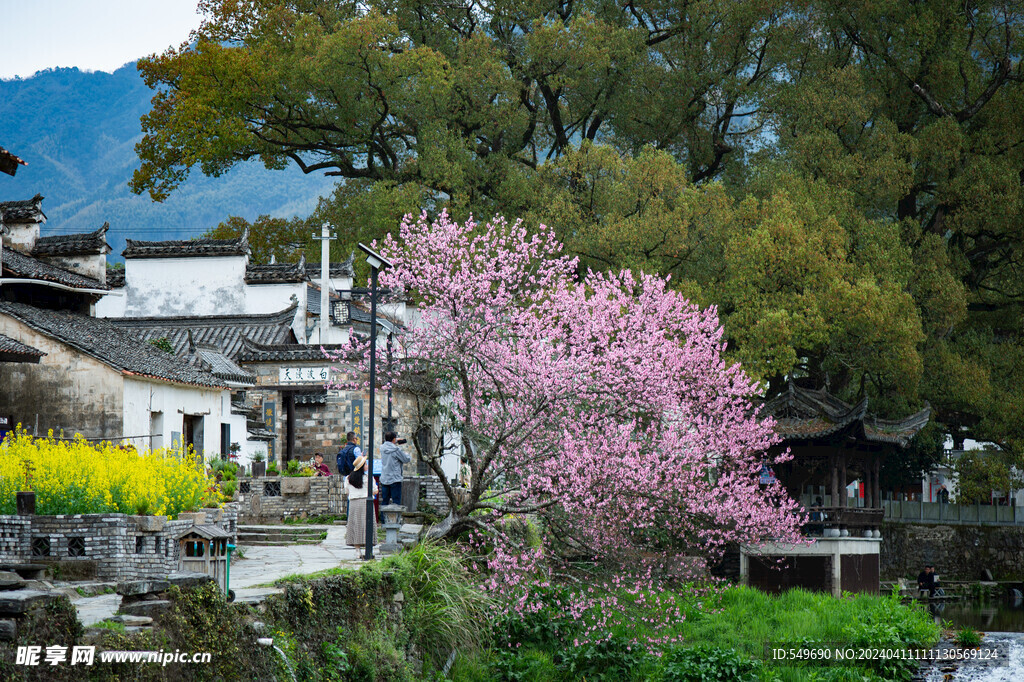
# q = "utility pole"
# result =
<box><xmin>312</xmin><ymin>224</ymin><xmax>336</xmax><ymax>343</ymax></box>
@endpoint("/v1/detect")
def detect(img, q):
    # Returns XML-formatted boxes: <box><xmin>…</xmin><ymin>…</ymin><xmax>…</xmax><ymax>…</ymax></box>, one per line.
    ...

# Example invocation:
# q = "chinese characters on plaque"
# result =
<box><xmin>351</xmin><ymin>399</ymin><xmax>364</xmax><ymax>449</ymax></box>
<box><xmin>278</xmin><ymin>366</ymin><xmax>331</xmax><ymax>383</ymax></box>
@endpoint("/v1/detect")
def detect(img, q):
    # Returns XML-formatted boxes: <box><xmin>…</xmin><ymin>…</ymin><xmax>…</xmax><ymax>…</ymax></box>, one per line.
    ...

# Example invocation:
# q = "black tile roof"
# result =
<box><xmin>246</xmin><ymin>255</ymin><xmax>307</xmax><ymax>284</ymax></box>
<box><xmin>33</xmin><ymin>223</ymin><xmax>111</xmax><ymax>257</ymax></box>
<box><xmin>0</xmin><ymin>333</ymin><xmax>45</xmax><ymax>362</ymax></box>
<box><xmin>0</xmin><ymin>302</ymin><xmax>226</xmax><ymax>388</ymax></box>
<box><xmin>106</xmin><ymin>304</ymin><xmax>298</xmax><ymax>360</ymax></box>
<box><xmin>0</xmin><ymin>146</ymin><xmax>27</xmax><ymax>177</ymax></box>
<box><xmin>106</xmin><ymin>268</ymin><xmax>125</xmax><ymax>287</ymax></box>
<box><xmin>1</xmin><ymin>247</ymin><xmax>108</xmax><ymax>290</ymax></box>
<box><xmin>0</xmin><ymin>194</ymin><xmax>45</xmax><ymax>223</ymax></box>
<box><xmin>190</xmin><ymin>340</ymin><xmax>255</xmax><ymax>385</ymax></box>
<box><xmin>122</xmin><ymin>229</ymin><xmax>249</xmax><ymax>259</ymax></box>
<box><xmin>764</xmin><ymin>381</ymin><xmax>930</xmax><ymax>448</ymax></box>
<box><xmin>238</xmin><ymin>337</ymin><xmax>353</xmax><ymax>363</ymax></box>
<box><xmin>305</xmin><ymin>252</ymin><xmax>355</xmax><ymax>279</ymax></box>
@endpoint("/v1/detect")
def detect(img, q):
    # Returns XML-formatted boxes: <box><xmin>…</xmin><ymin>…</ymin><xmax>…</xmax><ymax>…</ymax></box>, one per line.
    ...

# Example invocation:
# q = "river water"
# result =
<box><xmin>919</xmin><ymin>600</ymin><xmax>1024</xmax><ymax>681</ymax></box>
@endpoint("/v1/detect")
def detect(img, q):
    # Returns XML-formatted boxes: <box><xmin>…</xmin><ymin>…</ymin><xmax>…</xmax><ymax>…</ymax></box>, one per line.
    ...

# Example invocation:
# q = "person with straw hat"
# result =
<box><xmin>345</xmin><ymin>455</ymin><xmax>378</xmax><ymax>550</ymax></box>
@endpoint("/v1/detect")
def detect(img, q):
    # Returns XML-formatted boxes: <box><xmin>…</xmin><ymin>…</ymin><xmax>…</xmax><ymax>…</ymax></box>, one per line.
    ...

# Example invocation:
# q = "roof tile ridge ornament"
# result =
<box><xmin>239</xmin><ymin>226</ymin><xmax>251</xmax><ymax>257</ymax></box>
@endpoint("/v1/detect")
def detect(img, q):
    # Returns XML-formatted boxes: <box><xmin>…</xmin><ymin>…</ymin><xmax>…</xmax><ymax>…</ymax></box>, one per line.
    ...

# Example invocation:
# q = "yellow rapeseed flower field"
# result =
<box><xmin>0</xmin><ymin>429</ymin><xmax>213</xmax><ymax>517</ymax></box>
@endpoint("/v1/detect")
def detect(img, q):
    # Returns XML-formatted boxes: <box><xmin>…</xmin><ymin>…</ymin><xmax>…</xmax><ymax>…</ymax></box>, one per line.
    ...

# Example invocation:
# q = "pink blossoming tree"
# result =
<box><xmin>360</xmin><ymin>212</ymin><xmax>805</xmax><ymax>583</ymax></box>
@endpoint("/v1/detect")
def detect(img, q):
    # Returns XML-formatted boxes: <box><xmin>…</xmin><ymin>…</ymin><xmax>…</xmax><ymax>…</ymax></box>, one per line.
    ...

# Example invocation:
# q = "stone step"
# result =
<box><xmin>109</xmin><ymin>614</ymin><xmax>153</xmax><ymax>626</ymax></box>
<box><xmin>117</xmin><ymin>600</ymin><xmax>171</xmax><ymax>618</ymax></box>
<box><xmin>237</xmin><ymin>531</ymin><xmax>325</xmax><ymax>540</ymax></box>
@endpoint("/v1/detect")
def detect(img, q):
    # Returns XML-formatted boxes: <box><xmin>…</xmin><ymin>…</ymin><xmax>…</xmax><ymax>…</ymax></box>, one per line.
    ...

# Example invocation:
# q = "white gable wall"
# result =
<box><xmin>121</xmin><ymin>256</ymin><xmax>247</xmax><ymax>317</ymax></box>
<box><xmin>123</xmin><ymin>376</ymin><xmax>228</xmax><ymax>457</ymax></box>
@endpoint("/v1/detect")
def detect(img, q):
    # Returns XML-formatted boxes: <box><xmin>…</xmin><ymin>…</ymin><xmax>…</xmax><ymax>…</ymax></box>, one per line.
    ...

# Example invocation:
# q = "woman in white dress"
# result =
<box><xmin>345</xmin><ymin>455</ymin><xmax>378</xmax><ymax>549</ymax></box>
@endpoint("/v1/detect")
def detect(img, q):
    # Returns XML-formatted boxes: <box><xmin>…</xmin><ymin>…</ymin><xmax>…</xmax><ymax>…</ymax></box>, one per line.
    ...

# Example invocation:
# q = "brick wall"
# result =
<box><xmin>236</xmin><ymin>474</ymin><xmax>451</xmax><ymax>522</ymax></box>
<box><xmin>0</xmin><ymin>504</ymin><xmax>237</xmax><ymax>581</ymax></box>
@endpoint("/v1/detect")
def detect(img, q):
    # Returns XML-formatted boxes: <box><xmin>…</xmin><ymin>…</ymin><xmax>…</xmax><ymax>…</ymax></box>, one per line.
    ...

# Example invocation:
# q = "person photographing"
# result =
<box><xmin>380</xmin><ymin>432</ymin><xmax>411</xmax><ymax>507</ymax></box>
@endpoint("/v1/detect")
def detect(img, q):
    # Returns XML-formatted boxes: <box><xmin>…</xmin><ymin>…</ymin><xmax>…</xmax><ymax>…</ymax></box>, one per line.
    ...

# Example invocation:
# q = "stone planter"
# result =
<box><xmin>251</xmin><ymin>461</ymin><xmax>266</xmax><ymax>478</ymax></box>
<box><xmin>132</xmin><ymin>515</ymin><xmax>167</xmax><ymax>532</ymax></box>
<box><xmin>15</xmin><ymin>492</ymin><xmax>35</xmax><ymax>515</ymax></box>
<box><xmin>281</xmin><ymin>477</ymin><xmax>311</xmax><ymax>495</ymax></box>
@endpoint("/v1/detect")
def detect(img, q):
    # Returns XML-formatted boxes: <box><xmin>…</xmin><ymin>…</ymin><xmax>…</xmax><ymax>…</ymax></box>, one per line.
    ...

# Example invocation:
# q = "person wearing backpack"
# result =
<box><xmin>337</xmin><ymin>432</ymin><xmax>361</xmax><ymax>476</ymax></box>
<box><xmin>337</xmin><ymin>432</ymin><xmax>361</xmax><ymax>519</ymax></box>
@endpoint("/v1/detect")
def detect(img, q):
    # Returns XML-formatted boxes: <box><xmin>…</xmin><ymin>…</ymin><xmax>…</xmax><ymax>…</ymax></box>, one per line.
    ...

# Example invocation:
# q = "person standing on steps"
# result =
<box><xmin>380</xmin><ymin>432</ymin><xmax>411</xmax><ymax>507</ymax></box>
<box><xmin>345</xmin><ymin>455</ymin><xmax>377</xmax><ymax>551</ymax></box>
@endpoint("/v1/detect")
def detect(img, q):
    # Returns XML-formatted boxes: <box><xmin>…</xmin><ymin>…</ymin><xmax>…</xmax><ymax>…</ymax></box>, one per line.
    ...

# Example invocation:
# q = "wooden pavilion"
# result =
<box><xmin>765</xmin><ymin>381</ymin><xmax>931</xmax><ymax>534</ymax></box>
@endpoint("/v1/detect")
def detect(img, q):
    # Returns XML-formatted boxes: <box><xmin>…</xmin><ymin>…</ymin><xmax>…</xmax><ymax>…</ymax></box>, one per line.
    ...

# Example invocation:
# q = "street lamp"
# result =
<box><xmin>358</xmin><ymin>243</ymin><xmax>392</xmax><ymax>561</ymax></box>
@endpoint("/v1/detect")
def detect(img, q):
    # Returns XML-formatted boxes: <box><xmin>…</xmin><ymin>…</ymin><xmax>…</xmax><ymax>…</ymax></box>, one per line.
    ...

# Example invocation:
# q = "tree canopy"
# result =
<box><xmin>137</xmin><ymin>0</ymin><xmax>1024</xmax><ymax>467</ymax></box>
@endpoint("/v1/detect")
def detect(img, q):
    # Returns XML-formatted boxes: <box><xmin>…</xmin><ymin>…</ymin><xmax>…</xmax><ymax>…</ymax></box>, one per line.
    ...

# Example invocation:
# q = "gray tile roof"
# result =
<box><xmin>0</xmin><ymin>194</ymin><xmax>45</xmax><ymax>223</ymax></box>
<box><xmin>0</xmin><ymin>146</ymin><xmax>27</xmax><ymax>177</ymax></box>
<box><xmin>305</xmin><ymin>252</ymin><xmax>355</xmax><ymax>279</ymax></box>
<box><xmin>0</xmin><ymin>333</ymin><xmax>45</xmax><ymax>362</ymax></box>
<box><xmin>192</xmin><ymin>343</ymin><xmax>255</xmax><ymax>385</ymax></box>
<box><xmin>765</xmin><ymin>381</ymin><xmax>930</xmax><ymax>448</ymax></box>
<box><xmin>0</xmin><ymin>302</ymin><xmax>226</xmax><ymax>388</ymax></box>
<box><xmin>123</xmin><ymin>229</ymin><xmax>249</xmax><ymax>259</ymax></box>
<box><xmin>246</xmin><ymin>255</ymin><xmax>307</xmax><ymax>284</ymax></box>
<box><xmin>33</xmin><ymin>223</ymin><xmax>111</xmax><ymax>257</ymax></box>
<box><xmin>106</xmin><ymin>268</ymin><xmax>125</xmax><ymax>287</ymax></box>
<box><xmin>106</xmin><ymin>305</ymin><xmax>298</xmax><ymax>360</ymax></box>
<box><xmin>238</xmin><ymin>337</ymin><xmax>353</xmax><ymax>363</ymax></box>
<box><xmin>1</xmin><ymin>247</ymin><xmax>108</xmax><ymax>290</ymax></box>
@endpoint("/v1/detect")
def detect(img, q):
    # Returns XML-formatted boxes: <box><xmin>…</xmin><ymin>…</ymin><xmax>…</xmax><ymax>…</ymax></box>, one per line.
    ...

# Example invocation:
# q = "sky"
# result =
<box><xmin>0</xmin><ymin>1</ymin><xmax>203</xmax><ymax>80</ymax></box>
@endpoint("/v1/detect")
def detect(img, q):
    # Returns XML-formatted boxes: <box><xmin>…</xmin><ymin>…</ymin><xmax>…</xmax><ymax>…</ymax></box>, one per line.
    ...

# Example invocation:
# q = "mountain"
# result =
<box><xmin>0</xmin><ymin>64</ymin><xmax>334</xmax><ymax>259</ymax></box>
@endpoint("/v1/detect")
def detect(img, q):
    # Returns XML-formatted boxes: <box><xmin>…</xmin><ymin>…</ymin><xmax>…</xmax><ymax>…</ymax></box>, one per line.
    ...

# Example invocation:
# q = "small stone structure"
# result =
<box><xmin>0</xmin><ymin>505</ymin><xmax>237</xmax><ymax>582</ymax></box>
<box><xmin>237</xmin><ymin>474</ymin><xmax>449</xmax><ymax>523</ymax></box>
<box><xmin>742</xmin><ymin>537</ymin><xmax>882</xmax><ymax>597</ymax></box>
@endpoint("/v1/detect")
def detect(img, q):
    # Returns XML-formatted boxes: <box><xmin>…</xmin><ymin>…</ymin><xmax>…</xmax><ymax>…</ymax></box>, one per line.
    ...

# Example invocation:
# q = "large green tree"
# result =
<box><xmin>134</xmin><ymin>0</ymin><xmax>1024</xmax><ymax>465</ymax></box>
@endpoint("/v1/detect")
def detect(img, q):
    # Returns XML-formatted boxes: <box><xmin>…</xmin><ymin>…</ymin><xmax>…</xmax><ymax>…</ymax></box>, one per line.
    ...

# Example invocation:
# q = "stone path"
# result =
<box><xmin>71</xmin><ymin>523</ymin><xmax>422</xmax><ymax>626</ymax></box>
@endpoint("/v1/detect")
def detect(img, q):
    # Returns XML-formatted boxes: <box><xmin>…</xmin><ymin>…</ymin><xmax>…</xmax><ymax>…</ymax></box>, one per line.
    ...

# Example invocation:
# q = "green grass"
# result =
<box><xmin>481</xmin><ymin>585</ymin><xmax>941</xmax><ymax>682</ymax></box>
<box><xmin>90</xmin><ymin>619</ymin><xmax>127</xmax><ymax>634</ymax></box>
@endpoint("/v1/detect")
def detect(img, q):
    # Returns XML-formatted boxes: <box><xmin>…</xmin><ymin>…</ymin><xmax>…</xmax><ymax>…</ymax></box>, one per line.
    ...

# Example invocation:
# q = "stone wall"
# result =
<box><xmin>0</xmin><ymin>505</ymin><xmax>237</xmax><ymax>581</ymax></box>
<box><xmin>246</xmin><ymin>361</ymin><xmax>431</xmax><ymax>468</ymax></box>
<box><xmin>880</xmin><ymin>522</ymin><xmax>1024</xmax><ymax>581</ymax></box>
<box><xmin>410</xmin><ymin>475</ymin><xmax>450</xmax><ymax>514</ymax></box>
<box><xmin>237</xmin><ymin>476</ymin><xmax>346</xmax><ymax>523</ymax></box>
<box><xmin>0</xmin><ymin>316</ymin><xmax>124</xmax><ymax>440</ymax></box>
<box><xmin>236</xmin><ymin>474</ymin><xmax>450</xmax><ymax>523</ymax></box>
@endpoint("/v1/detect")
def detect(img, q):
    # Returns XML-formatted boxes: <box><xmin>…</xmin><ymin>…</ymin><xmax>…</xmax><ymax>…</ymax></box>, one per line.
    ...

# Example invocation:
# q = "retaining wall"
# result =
<box><xmin>880</xmin><ymin>522</ymin><xmax>1024</xmax><ymax>581</ymax></box>
<box><xmin>0</xmin><ymin>505</ymin><xmax>237</xmax><ymax>581</ymax></box>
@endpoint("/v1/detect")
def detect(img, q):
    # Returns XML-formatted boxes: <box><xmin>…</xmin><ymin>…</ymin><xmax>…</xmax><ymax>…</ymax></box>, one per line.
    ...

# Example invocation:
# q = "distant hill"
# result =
<box><xmin>0</xmin><ymin>63</ymin><xmax>334</xmax><ymax>260</ymax></box>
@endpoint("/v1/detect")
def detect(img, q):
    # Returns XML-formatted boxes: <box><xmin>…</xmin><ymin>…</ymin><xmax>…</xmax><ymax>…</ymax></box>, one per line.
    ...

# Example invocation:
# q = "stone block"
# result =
<box><xmin>109</xmin><ymin>614</ymin><xmax>153</xmax><ymax>626</ymax></box>
<box><xmin>176</xmin><ymin>512</ymin><xmax>205</xmax><ymax>524</ymax></box>
<box><xmin>0</xmin><ymin>619</ymin><xmax>15</xmax><ymax>641</ymax></box>
<box><xmin>132</xmin><ymin>516</ymin><xmax>167</xmax><ymax>532</ymax></box>
<box><xmin>281</xmin><ymin>478</ymin><xmax>311</xmax><ymax>495</ymax></box>
<box><xmin>116</xmin><ymin>580</ymin><xmax>169</xmax><ymax>597</ymax></box>
<box><xmin>167</xmin><ymin>572</ymin><xmax>215</xmax><ymax>589</ymax></box>
<box><xmin>0</xmin><ymin>571</ymin><xmax>26</xmax><ymax>591</ymax></box>
<box><xmin>0</xmin><ymin>590</ymin><xmax>51</xmax><ymax>614</ymax></box>
<box><xmin>118</xmin><ymin>600</ymin><xmax>171</xmax><ymax>618</ymax></box>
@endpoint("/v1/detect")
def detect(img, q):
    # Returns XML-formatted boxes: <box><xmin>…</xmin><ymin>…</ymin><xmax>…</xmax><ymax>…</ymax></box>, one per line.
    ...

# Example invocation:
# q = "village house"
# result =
<box><xmin>0</xmin><ymin>196</ymin><xmax>233</xmax><ymax>455</ymax></box>
<box><xmin>92</xmin><ymin>231</ymin><xmax>457</xmax><ymax>482</ymax></box>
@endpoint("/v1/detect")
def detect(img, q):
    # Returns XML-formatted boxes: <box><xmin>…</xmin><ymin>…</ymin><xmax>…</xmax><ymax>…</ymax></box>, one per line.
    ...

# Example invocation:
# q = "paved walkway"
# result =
<box><xmin>72</xmin><ymin>524</ymin><xmax>410</xmax><ymax>626</ymax></box>
<box><xmin>231</xmin><ymin>525</ymin><xmax>366</xmax><ymax>588</ymax></box>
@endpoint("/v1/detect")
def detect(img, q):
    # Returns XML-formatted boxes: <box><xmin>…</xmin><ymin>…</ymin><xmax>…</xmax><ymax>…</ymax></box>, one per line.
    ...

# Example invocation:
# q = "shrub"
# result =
<box><xmin>955</xmin><ymin>626</ymin><xmax>982</xmax><ymax>648</ymax></box>
<box><xmin>0</xmin><ymin>429</ymin><xmax>211</xmax><ymax>517</ymax></box>
<box><xmin>559</xmin><ymin>633</ymin><xmax>651</xmax><ymax>681</ymax></box>
<box><xmin>660</xmin><ymin>644</ymin><xmax>759</xmax><ymax>682</ymax></box>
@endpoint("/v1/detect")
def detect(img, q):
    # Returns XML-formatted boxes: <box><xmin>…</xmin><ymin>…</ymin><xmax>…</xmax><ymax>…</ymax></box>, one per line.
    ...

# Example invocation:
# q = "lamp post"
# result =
<box><xmin>358</xmin><ymin>243</ymin><xmax>392</xmax><ymax>561</ymax></box>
